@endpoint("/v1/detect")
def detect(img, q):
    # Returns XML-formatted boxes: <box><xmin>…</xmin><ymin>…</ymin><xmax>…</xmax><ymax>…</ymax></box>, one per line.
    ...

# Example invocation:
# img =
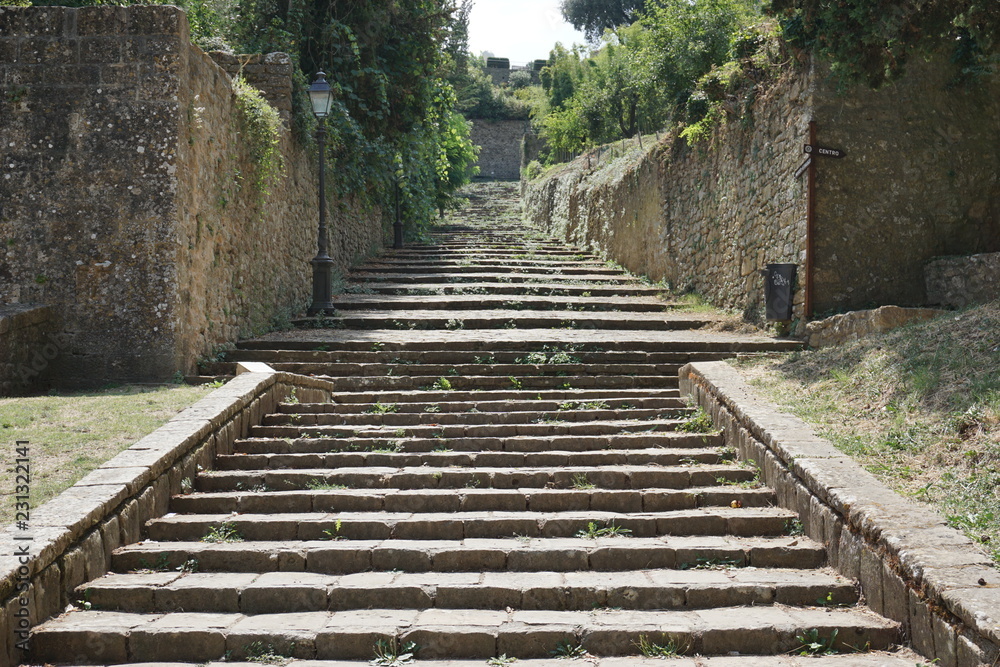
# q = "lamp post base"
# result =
<box><xmin>307</xmin><ymin>253</ymin><xmax>337</xmax><ymax>316</ymax></box>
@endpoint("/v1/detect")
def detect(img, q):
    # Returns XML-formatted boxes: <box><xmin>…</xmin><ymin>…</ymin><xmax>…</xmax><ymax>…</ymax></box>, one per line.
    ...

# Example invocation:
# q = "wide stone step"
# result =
<box><xmin>233</xmin><ymin>432</ymin><xmax>724</xmax><ymax>454</ymax></box>
<box><xmin>195</xmin><ymin>462</ymin><xmax>747</xmax><ymax>491</ymax></box>
<box><xmin>344</xmin><ymin>282</ymin><xmax>668</xmax><ymax>297</ymax></box>
<box><xmin>213</xmin><ymin>361</ymin><xmax>686</xmax><ymax>378</ymax></box>
<box><xmin>29</xmin><ymin>606</ymin><xmax>899</xmax><ymax>663</ymax></box>
<box><xmin>345</xmin><ymin>272</ymin><xmax>640</xmax><ymax>284</ymax></box>
<box><xmin>286</xmin><ymin>374</ymin><xmax>682</xmax><ymax>392</ymax></box>
<box><xmin>171</xmin><ymin>486</ymin><xmax>777</xmax><ymax>515</ymax></box>
<box><xmin>249</xmin><ymin>417</ymin><xmax>693</xmax><ymax>439</ymax></box>
<box><xmin>78</xmin><ymin>567</ymin><xmax>858</xmax><ymax>614</ymax></box>
<box><xmin>328</xmin><ymin>294</ymin><xmax>672</xmax><ymax>312</ymax></box>
<box><xmin>24</xmin><ymin>656</ymin><xmax>929</xmax><ymax>667</ymax></box>
<box><xmin>351</xmin><ymin>263</ymin><xmax>624</xmax><ymax>276</ymax></box>
<box><xmin>278</xmin><ymin>396</ymin><xmax>688</xmax><ymax>414</ymax></box>
<box><xmin>144</xmin><ymin>507</ymin><xmax>796</xmax><ymax>541</ymax></box>
<box><xmin>111</xmin><ymin>535</ymin><xmax>826</xmax><ymax>574</ymax></box>
<box><xmin>301</xmin><ymin>310</ymin><xmax>713</xmax><ymax>331</ymax></box>
<box><xmin>235</xmin><ymin>333</ymin><xmax>800</xmax><ymax>354</ymax></box>
<box><xmin>213</xmin><ymin>447</ymin><xmax>728</xmax><ymax>472</ymax></box>
<box><xmin>289</xmin><ymin>388</ymin><xmax>684</xmax><ymax>405</ymax></box>
<box><xmin>229</xmin><ymin>348</ymin><xmax>723</xmax><ymax>365</ymax></box>
<box><xmin>266</xmin><ymin>405</ymin><xmax>692</xmax><ymax>425</ymax></box>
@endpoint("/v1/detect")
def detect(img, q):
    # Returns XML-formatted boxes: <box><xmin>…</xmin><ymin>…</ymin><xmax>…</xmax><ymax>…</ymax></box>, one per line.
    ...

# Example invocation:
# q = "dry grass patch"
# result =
<box><xmin>0</xmin><ymin>383</ymin><xmax>214</xmax><ymax>525</ymax></box>
<box><xmin>734</xmin><ymin>301</ymin><xmax>1000</xmax><ymax>564</ymax></box>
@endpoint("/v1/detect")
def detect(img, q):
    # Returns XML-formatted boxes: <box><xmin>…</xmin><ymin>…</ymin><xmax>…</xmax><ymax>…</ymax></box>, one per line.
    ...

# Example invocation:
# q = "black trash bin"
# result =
<box><xmin>763</xmin><ymin>263</ymin><xmax>797</xmax><ymax>321</ymax></box>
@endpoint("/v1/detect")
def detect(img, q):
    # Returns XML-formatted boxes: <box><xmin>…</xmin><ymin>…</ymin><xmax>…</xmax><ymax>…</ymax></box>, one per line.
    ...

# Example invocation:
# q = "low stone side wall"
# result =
<box><xmin>925</xmin><ymin>252</ymin><xmax>1000</xmax><ymax>309</ymax></box>
<box><xmin>0</xmin><ymin>368</ymin><xmax>337</xmax><ymax>664</ymax></box>
<box><xmin>0</xmin><ymin>304</ymin><xmax>55</xmax><ymax>396</ymax></box>
<box><xmin>681</xmin><ymin>361</ymin><xmax>1000</xmax><ymax>667</ymax></box>
<box><xmin>470</xmin><ymin>119</ymin><xmax>526</xmax><ymax>181</ymax></box>
<box><xmin>208</xmin><ymin>51</ymin><xmax>294</xmax><ymax>120</ymax></box>
<box><xmin>803</xmin><ymin>305</ymin><xmax>945</xmax><ymax>348</ymax></box>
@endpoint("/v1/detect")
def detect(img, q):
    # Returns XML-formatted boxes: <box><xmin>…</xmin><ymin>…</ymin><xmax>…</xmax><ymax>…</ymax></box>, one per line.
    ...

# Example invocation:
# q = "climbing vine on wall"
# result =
<box><xmin>232</xmin><ymin>76</ymin><xmax>284</xmax><ymax>197</ymax></box>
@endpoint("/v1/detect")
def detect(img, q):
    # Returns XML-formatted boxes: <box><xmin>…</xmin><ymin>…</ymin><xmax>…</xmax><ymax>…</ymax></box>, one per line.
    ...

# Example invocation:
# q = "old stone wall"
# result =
<box><xmin>0</xmin><ymin>305</ymin><xmax>56</xmax><ymax>395</ymax></box>
<box><xmin>925</xmin><ymin>251</ymin><xmax>1000</xmax><ymax>309</ymax></box>
<box><xmin>523</xmin><ymin>56</ymin><xmax>1000</xmax><ymax>319</ymax></box>
<box><xmin>470</xmin><ymin>118</ymin><xmax>527</xmax><ymax>181</ymax></box>
<box><xmin>811</xmin><ymin>58</ymin><xmax>1000</xmax><ymax>313</ymax></box>
<box><xmin>523</xmin><ymin>69</ymin><xmax>813</xmax><ymax>321</ymax></box>
<box><xmin>0</xmin><ymin>5</ymin><xmax>384</xmax><ymax>389</ymax></box>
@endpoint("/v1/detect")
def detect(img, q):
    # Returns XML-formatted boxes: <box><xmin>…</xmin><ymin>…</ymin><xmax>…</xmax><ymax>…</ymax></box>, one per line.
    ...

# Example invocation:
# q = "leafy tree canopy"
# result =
<box><xmin>560</xmin><ymin>0</ymin><xmax>647</xmax><ymax>42</ymax></box>
<box><xmin>766</xmin><ymin>0</ymin><xmax>1000</xmax><ymax>86</ymax></box>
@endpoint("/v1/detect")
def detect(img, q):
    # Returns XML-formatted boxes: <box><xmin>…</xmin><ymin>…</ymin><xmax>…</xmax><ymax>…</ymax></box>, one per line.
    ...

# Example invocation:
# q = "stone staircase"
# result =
<box><xmin>28</xmin><ymin>183</ymin><xmax>913</xmax><ymax>665</ymax></box>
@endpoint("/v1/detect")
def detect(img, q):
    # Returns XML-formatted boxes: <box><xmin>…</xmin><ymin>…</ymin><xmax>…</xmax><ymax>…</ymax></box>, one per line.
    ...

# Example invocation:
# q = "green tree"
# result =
<box><xmin>767</xmin><ymin>0</ymin><xmax>1000</xmax><ymax>86</ymax></box>
<box><xmin>560</xmin><ymin>0</ymin><xmax>647</xmax><ymax>42</ymax></box>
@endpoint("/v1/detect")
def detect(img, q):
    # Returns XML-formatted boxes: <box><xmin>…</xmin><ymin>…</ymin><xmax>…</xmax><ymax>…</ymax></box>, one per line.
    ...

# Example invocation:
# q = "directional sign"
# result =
<box><xmin>804</xmin><ymin>144</ymin><xmax>846</xmax><ymax>158</ymax></box>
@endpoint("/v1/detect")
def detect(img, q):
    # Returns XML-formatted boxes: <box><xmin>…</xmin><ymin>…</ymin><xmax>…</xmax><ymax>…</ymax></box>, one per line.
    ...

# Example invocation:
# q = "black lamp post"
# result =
<box><xmin>307</xmin><ymin>71</ymin><xmax>336</xmax><ymax>316</ymax></box>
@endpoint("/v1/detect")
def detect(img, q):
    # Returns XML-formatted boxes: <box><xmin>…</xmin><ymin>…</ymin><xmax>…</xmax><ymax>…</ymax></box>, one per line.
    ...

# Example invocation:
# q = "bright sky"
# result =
<box><xmin>467</xmin><ymin>0</ymin><xmax>588</xmax><ymax>66</ymax></box>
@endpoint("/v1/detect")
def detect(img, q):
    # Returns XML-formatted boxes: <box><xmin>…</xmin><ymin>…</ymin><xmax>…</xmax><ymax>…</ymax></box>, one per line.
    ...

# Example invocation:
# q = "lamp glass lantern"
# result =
<box><xmin>308</xmin><ymin>72</ymin><xmax>334</xmax><ymax>118</ymax></box>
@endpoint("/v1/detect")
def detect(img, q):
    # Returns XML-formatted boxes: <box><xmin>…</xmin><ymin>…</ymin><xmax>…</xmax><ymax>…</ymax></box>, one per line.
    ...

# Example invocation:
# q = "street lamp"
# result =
<box><xmin>307</xmin><ymin>71</ymin><xmax>336</xmax><ymax>316</ymax></box>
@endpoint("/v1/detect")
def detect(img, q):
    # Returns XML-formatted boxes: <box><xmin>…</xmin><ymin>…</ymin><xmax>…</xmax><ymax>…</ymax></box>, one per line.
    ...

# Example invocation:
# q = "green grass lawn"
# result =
<box><xmin>734</xmin><ymin>301</ymin><xmax>1000</xmax><ymax>564</ymax></box>
<box><xmin>0</xmin><ymin>383</ymin><xmax>214</xmax><ymax>526</ymax></box>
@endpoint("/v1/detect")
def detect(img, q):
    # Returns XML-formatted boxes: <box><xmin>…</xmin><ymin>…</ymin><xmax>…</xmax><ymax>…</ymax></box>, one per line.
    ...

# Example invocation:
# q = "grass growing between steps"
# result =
<box><xmin>0</xmin><ymin>383</ymin><xmax>214</xmax><ymax>526</ymax></box>
<box><xmin>734</xmin><ymin>300</ymin><xmax>1000</xmax><ymax>565</ymax></box>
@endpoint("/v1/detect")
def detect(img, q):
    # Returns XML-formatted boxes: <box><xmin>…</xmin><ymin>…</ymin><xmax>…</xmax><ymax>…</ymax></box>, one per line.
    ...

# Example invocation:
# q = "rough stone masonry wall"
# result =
<box><xmin>470</xmin><ymin>119</ymin><xmax>526</xmax><ymax>181</ymax></box>
<box><xmin>811</xmin><ymin>58</ymin><xmax>1000</xmax><ymax>313</ymax></box>
<box><xmin>0</xmin><ymin>305</ymin><xmax>55</xmax><ymax>396</ymax></box>
<box><xmin>0</xmin><ymin>6</ymin><xmax>384</xmax><ymax>390</ymax></box>
<box><xmin>523</xmin><ymin>68</ymin><xmax>814</xmax><ymax>320</ymax></box>
<box><xmin>924</xmin><ymin>251</ymin><xmax>1000</xmax><ymax>309</ymax></box>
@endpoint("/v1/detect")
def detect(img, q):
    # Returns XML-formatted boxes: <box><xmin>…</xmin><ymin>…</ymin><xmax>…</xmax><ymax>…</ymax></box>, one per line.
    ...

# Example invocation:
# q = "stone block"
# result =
<box><xmin>858</xmin><ymin>546</ymin><xmax>884</xmax><ymax>616</ymax></box>
<box><xmin>910</xmin><ymin>586</ymin><xmax>935</xmax><ymax>658</ymax></box>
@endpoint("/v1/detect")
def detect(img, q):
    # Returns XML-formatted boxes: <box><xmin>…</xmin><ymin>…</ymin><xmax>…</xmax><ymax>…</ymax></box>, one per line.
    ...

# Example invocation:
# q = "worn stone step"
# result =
<box><xmin>31</xmin><ymin>655</ymin><xmax>929</xmax><ymax>667</ymax></box>
<box><xmin>29</xmin><ymin>606</ymin><xmax>899</xmax><ymax>663</ymax></box>
<box><xmin>229</xmin><ymin>348</ymin><xmax>723</xmax><ymax>365</ymax></box>
<box><xmin>291</xmin><ymin>388</ymin><xmax>684</xmax><ymax>405</ymax></box>
<box><xmin>351</xmin><ymin>263</ymin><xmax>624</xmax><ymax>276</ymax></box>
<box><xmin>296</xmin><ymin>311</ymin><xmax>712</xmax><ymax>331</ymax></box>
<box><xmin>111</xmin><ymin>535</ymin><xmax>826</xmax><ymax>575</ymax></box>
<box><xmin>171</xmin><ymin>486</ymin><xmax>776</xmax><ymax>515</ymax></box>
<box><xmin>195</xmin><ymin>462</ymin><xmax>748</xmax><ymax>492</ymax></box>
<box><xmin>235</xmin><ymin>330</ymin><xmax>804</xmax><ymax>354</ymax></box>
<box><xmin>213</xmin><ymin>446</ymin><xmax>728</xmax><ymax>470</ymax></box>
<box><xmin>249</xmin><ymin>417</ymin><xmax>694</xmax><ymax>439</ymax></box>
<box><xmin>78</xmin><ymin>567</ymin><xmax>858</xmax><ymax>614</ymax></box>
<box><xmin>343</xmin><ymin>272</ymin><xmax>639</xmax><ymax>285</ymax></box>
<box><xmin>233</xmin><ymin>431</ymin><xmax>724</xmax><ymax>455</ymax></box>
<box><xmin>344</xmin><ymin>282</ymin><xmax>668</xmax><ymax>297</ymax></box>
<box><xmin>328</xmin><ymin>294</ymin><xmax>672</xmax><ymax>312</ymax></box>
<box><xmin>289</xmin><ymin>374</ymin><xmax>682</xmax><ymax>393</ymax></box>
<box><xmin>277</xmin><ymin>396</ymin><xmax>688</xmax><ymax>414</ymax></box>
<box><xmin>266</xmin><ymin>406</ymin><xmax>691</xmax><ymax>425</ymax></box>
<box><xmin>144</xmin><ymin>507</ymin><xmax>796</xmax><ymax>542</ymax></box>
<box><xmin>210</xmin><ymin>361</ymin><xmax>685</xmax><ymax>378</ymax></box>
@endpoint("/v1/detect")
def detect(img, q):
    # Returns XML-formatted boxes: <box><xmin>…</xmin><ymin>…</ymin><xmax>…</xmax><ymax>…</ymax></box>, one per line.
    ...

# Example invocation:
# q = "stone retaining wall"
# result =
<box><xmin>681</xmin><ymin>361</ymin><xmax>1000</xmax><ymax>667</ymax></box>
<box><xmin>0</xmin><ymin>304</ymin><xmax>56</xmax><ymax>395</ymax></box>
<box><xmin>925</xmin><ymin>252</ymin><xmax>1000</xmax><ymax>309</ymax></box>
<box><xmin>0</xmin><ymin>5</ymin><xmax>385</xmax><ymax>389</ymax></box>
<box><xmin>0</xmin><ymin>367</ymin><xmax>337</xmax><ymax>665</ymax></box>
<box><xmin>523</xmin><ymin>65</ymin><xmax>812</xmax><ymax>322</ymax></box>
<box><xmin>522</xmin><ymin>56</ymin><xmax>1000</xmax><ymax>319</ymax></box>
<box><xmin>470</xmin><ymin>119</ymin><xmax>527</xmax><ymax>181</ymax></box>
